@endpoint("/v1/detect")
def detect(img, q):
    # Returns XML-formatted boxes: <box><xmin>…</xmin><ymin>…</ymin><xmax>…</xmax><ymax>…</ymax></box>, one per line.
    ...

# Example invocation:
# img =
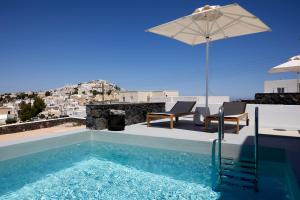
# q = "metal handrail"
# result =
<box><xmin>218</xmin><ymin>106</ymin><xmax>224</xmax><ymax>171</ymax></box>
<box><xmin>217</xmin><ymin>106</ymin><xmax>259</xmax><ymax>191</ymax></box>
<box><xmin>254</xmin><ymin>107</ymin><xmax>259</xmax><ymax>181</ymax></box>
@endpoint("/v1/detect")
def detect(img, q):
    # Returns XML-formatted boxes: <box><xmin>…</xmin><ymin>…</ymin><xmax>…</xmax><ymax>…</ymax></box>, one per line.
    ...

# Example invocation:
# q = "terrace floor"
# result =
<box><xmin>109</xmin><ymin>116</ymin><xmax>256</xmax><ymax>146</ymax></box>
<box><xmin>108</xmin><ymin>115</ymin><xmax>299</xmax><ymax>144</ymax></box>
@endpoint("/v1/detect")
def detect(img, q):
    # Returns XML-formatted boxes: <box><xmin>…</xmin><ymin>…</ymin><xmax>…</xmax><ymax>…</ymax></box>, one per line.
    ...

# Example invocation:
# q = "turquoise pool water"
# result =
<box><xmin>0</xmin><ymin>141</ymin><xmax>296</xmax><ymax>199</ymax></box>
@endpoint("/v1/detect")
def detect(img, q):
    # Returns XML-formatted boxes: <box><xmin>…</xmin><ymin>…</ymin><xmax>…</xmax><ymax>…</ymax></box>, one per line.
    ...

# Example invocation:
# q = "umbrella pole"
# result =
<box><xmin>205</xmin><ymin>39</ymin><xmax>210</xmax><ymax>109</ymax></box>
<box><xmin>297</xmin><ymin>72</ymin><xmax>300</xmax><ymax>93</ymax></box>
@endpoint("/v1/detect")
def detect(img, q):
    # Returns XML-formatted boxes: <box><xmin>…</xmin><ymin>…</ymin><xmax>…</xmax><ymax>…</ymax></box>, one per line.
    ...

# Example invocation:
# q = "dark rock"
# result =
<box><xmin>0</xmin><ymin>118</ymin><xmax>86</xmax><ymax>135</ymax></box>
<box><xmin>86</xmin><ymin>102</ymin><xmax>165</xmax><ymax>130</ymax></box>
<box><xmin>95</xmin><ymin>118</ymin><xmax>107</xmax><ymax>129</ymax></box>
<box><xmin>254</xmin><ymin>93</ymin><xmax>300</xmax><ymax>105</ymax></box>
<box><xmin>109</xmin><ymin>109</ymin><xmax>125</xmax><ymax>115</ymax></box>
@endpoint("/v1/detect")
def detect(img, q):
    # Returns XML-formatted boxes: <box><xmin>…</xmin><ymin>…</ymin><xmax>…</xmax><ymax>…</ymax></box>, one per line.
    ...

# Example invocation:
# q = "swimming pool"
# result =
<box><xmin>0</xmin><ymin>131</ymin><xmax>299</xmax><ymax>199</ymax></box>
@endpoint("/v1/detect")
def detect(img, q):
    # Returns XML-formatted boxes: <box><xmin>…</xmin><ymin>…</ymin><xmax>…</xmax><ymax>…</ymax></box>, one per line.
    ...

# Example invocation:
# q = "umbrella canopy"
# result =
<box><xmin>268</xmin><ymin>55</ymin><xmax>300</xmax><ymax>73</ymax></box>
<box><xmin>269</xmin><ymin>55</ymin><xmax>300</xmax><ymax>92</ymax></box>
<box><xmin>147</xmin><ymin>4</ymin><xmax>270</xmax><ymax>45</ymax></box>
<box><xmin>147</xmin><ymin>3</ymin><xmax>270</xmax><ymax>108</ymax></box>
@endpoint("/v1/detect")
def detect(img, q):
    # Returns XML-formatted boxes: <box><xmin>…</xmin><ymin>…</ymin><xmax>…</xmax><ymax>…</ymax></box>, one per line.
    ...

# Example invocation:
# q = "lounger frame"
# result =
<box><xmin>204</xmin><ymin>112</ymin><xmax>249</xmax><ymax>134</ymax></box>
<box><xmin>147</xmin><ymin>112</ymin><xmax>194</xmax><ymax>129</ymax></box>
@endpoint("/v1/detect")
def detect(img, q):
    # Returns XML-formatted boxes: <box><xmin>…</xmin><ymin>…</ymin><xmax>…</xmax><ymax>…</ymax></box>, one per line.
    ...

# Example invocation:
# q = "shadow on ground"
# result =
<box><xmin>142</xmin><ymin>119</ymin><xmax>246</xmax><ymax>134</ymax></box>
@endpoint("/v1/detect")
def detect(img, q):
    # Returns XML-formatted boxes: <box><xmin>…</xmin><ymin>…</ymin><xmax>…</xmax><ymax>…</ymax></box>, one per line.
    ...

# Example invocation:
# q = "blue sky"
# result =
<box><xmin>0</xmin><ymin>0</ymin><xmax>299</xmax><ymax>99</ymax></box>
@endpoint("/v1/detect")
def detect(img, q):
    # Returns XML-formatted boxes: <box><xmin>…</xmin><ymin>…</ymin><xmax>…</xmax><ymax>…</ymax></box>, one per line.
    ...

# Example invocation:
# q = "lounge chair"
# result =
<box><xmin>204</xmin><ymin>102</ymin><xmax>249</xmax><ymax>134</ymax></box>
<box><xmin>147</xmin><ymin>101</ymin><xmax>196</xmax><ymax>129</ymax></box>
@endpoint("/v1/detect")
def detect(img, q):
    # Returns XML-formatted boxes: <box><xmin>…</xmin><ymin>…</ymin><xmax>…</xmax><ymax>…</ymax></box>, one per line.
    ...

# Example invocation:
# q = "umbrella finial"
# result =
<box><xmin>289</xmin><ymin>55</ymin><xmax>300</xmax><ymax>61</ymax></box>
<box><xmin>192</xmin><ymin>5</ymin><xmax>222</xmax><ymax>21</ymax></box>
<box><xmin>193</xmin><ymin>5</ymin><xmax>219</xmax><ymax>14</ymax></box>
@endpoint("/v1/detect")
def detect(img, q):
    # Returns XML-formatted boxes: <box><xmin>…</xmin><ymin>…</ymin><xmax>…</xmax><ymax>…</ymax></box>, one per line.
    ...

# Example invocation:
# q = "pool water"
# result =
<box><xmin>0</xmin><ymin>141</ymin><xmax>296</xmax><ymax>199</ymax></box>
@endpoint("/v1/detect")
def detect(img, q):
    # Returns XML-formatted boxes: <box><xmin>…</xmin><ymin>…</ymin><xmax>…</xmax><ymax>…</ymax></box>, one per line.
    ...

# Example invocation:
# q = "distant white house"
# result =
<box><xmin>0</xmin><ymin>107</ymin><xmax>15</xmax><ymax>125</ymax></box>
<box><xmin>0</xmin><ymin>114</ymin><xmax>8</xmax><ymax>125</ymax></box>
<box><xmin>264</xmin><ymin>79</ymin><xmax>299</xmax><ymax>93</ymax></box>
<box><xmin>119</xmin><ymin>90</ymin><xmax>179</xmax><ymax>103</ymax></box>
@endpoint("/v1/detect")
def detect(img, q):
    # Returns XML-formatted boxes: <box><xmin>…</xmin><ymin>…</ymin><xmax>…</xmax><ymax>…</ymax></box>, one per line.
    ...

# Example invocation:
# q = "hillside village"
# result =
<box><xmin>0</xmin><ymin>80</ymin><xmax>120</xmax><ymax>124</ymax></box>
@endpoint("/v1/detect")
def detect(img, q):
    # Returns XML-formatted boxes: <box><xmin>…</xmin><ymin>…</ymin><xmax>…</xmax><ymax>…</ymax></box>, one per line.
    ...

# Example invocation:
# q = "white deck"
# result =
<box><xmin>106</xmin><ymin>116</ymin><xmax>256</xmax><ymax>145</ymax></box>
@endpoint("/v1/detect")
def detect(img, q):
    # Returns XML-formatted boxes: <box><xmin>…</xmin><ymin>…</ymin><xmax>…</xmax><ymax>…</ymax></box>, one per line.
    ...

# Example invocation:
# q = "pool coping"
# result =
<box><xmin>0</xmin><ymin>128</ymin><xmax>87</xmax><ymax>147</ymax></box>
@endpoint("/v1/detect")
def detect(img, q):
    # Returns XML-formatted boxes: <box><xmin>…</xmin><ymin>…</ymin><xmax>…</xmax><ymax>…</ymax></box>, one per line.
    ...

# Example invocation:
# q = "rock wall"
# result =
<box><xmin>255</xmin><ymin>93</ymin><xmax>300</xmax><ymax>105</ymax></box>
<box><xmin>0</xmin><ymin>117</ymin><xmax>86</xmax><ymax>135</ymax></box>
<box><xmin>86</xmin><ymin>102</ymin><xmax>165</xmax><ymax>130</ymax></box>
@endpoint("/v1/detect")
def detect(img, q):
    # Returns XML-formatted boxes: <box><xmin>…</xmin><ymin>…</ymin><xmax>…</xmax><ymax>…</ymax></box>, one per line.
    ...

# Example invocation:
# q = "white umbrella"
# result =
<box><xmin>269</xmin><ymin>55</ymin><xmax>300</xmax><ymax>92</ymax></box>
<box><xmin>147</xmin><ymin>3</ymin><xmax>271</xmax><ymax>108</ymax></box>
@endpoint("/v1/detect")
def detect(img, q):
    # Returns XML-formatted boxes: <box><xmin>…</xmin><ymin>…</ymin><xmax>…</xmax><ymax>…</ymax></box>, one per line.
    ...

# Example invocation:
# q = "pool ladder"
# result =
<box><xmin>217</xmin><ymin>106</ymin><xmax>259</xmax><ymax>191</ymax></box>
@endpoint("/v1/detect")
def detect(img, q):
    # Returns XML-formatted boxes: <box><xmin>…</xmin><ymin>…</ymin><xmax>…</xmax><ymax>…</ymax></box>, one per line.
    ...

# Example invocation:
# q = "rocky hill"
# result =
<box><xmin>0</xmin><ymin>80</ymin><xmax>122</xmax><ymax>119</ymax></box>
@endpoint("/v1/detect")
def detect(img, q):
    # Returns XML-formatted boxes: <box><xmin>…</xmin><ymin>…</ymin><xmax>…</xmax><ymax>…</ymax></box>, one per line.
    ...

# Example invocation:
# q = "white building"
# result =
<box><xmin>264</xmin><ymin>79</ymin><xmax>299</xmax><ymax>93</ymax></box>
<box><xmin>119</xmin><ymin>90</ymin><xmax>179</xmax><ymax>103</ymax></box>
<box><xmin>0</xmin><ymin>107</ymin><xmax>15</xmax><ymax>125</ymax></box>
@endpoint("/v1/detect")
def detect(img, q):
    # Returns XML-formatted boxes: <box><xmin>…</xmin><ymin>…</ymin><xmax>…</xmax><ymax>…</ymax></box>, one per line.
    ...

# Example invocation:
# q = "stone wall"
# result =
<box><xmin>0</xmin><ymin>117</ymin><xmax>86</xmax><ymax>135</ymax></box>
<box><xmin>86</xmin><ymin>102</ymin><xmax>165</xmax><ymax>130</ymax></box>
<box><xmin>254</xmin><ymin>93</ymin><xmax>300</xmax><ymax>105</ymax></box>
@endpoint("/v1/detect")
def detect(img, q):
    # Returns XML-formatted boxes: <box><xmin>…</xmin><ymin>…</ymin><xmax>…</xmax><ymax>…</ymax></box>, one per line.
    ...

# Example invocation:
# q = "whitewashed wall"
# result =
<box><xmin>165</xmin><ymin>100</ymin><xmax>300</xmax><ymax>129</ymax></box>
<box><xmin>201</xmin><ymin>104</ymin><xmax>300</xmax><ymax>129</ymax></box>
<box><xmin>153</xmin><ymin>96</ymin><xmax>229</xmax><ymax>105</ymax></box>
<box><xmin>245</xmin><ymin>104</ymin><xmax>300</xmax><ymax>129</ymax></box>
<box><xmin>0</xmin><ymin>114</ymin><xmax>7</xmax><ymax>125</ymax></box>
<box><xmin>264</xmin><ymin>79</ymin><xmax>299</xmax><ymax>93</ymax></box>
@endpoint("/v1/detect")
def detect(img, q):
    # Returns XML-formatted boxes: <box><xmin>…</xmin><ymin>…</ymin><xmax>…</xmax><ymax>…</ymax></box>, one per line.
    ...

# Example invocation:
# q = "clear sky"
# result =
<box><xmin>0</xmin><ymin>0</ymin><xmax>299</xmax><ymax>99</ymax></box>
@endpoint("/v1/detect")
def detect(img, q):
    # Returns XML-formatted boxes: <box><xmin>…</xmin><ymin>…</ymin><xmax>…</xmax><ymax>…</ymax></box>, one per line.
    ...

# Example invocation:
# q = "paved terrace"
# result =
<box><xmin>108</xmin><ymin>115</ymin><xmax>299</xmax><ymax>144</ymax></box>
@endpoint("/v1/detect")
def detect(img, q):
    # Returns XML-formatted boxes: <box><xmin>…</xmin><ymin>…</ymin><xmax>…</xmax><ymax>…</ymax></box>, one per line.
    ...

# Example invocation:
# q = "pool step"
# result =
<box><xmin>222</xmin><ymin>157</ymin><xmax>256</xmax><ymax>168</ymax></box>
<box><xmin>221</xmin><ymin>169</ymin><xmax>256</xmax><ymax>180</ymax></box>
<box><xmin>219</xmin><ymin>157</ymin><xmax>258</xmax><ymax>191</ymax></box>
<box><xmin>222</xmin><ymin>165</ymin><xmax>256</xmax><ymax>175</ymax></box>
<box><xmin>218</xmin><ymin>179</ymin><xmax>257</xmax><ymax>191</ymax></box>
<box><xmin>221</xmin><ymin>173</ymin><xmax>257</xmax><ymax>184</ymax></box>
